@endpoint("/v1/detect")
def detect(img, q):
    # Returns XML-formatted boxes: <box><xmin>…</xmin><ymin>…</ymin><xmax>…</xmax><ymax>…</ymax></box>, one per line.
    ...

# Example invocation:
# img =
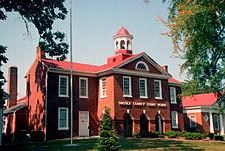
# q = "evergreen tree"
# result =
<box><xmin>96</xmin><ymin>107</ymin><xmax>121</xmax><ymax>151</ymax></box>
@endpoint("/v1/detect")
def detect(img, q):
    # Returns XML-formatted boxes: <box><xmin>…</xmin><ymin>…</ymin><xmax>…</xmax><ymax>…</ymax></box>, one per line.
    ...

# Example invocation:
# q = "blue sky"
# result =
<box><xmin>1</xmin><ymin>0</ymin><xmax>185</xmax><ymax>98</ymax></box>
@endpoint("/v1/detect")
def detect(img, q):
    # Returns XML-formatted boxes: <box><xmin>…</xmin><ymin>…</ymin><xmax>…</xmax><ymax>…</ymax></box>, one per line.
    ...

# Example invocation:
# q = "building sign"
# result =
<box><xmin>118</xmin><ymin>101</ymin><xmax>167</xmax><ymax>108</ymax></box>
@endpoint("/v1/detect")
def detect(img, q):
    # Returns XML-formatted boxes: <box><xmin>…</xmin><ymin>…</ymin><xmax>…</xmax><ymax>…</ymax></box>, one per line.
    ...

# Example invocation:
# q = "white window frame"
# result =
<box><xmin>213</xmin><ymin>115</ymin><xmax>220</xmax><ymax>130</ymax></box>
<box><xmin>100</xmin><ymin>77</ymin><xmax>107</xmax><ymax>98</ymax></box>
<box><xmin>79</xmin><ymin>77</ymin><xmax>88</xmax><ymax>98</ymax></box>
<box><xmin>170</xmin><ymin>87</ymin><xmax>177</xmax><ymax>104</ymax></box>
<box><xmin>139</xmin><ymin>78</ymin><xmax>148</xmax><ymax>98</ymax></box>
<box><xmin>154</xmin><ymin>80</ymin><xmax>162</xmax><ymax>99</ymax></box>
<box><xmin>123</xmin><ymin>76</ymin><xmax>132</xmax><ymax>97</ymax></box>
<box><xmin>135</xmin><ymin>61</ymin><xmax>149</xmax><ymax>71</ymax></box>
<box><xmin>171</xmin><ymin>111</ymin><xmax>178</xmax><ymax>129</ymax></box>
<box><xmin>58</xmin><ymin>107</ymin><xmax>69</xmax><ymax>130</ymax></box>
<box><xmin>189</xmin><ymin>115</ymin><xmax>197</xmax><ymax>128</ymax></box>
<box><xmin>58</xmin><ymin>75</ymin><xmax>69</xmax><ymax>97</ymax></box>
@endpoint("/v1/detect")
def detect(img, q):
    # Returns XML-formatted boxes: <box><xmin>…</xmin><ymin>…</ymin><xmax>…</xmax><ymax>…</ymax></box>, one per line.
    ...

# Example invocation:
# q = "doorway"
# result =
<box><xmin>123</xmin><ymin>113</ymin><xmax>133</xmax><ymax>137</ymax></box>
<box><xmin>140</xmin><ymin>113</ymin><xmax>148</xmax><ymax>132</ymax></box>
<box><xmin>79</xmin><ymin>111</ymin><xmax>89</xmax><ymax>137</ymax></box>
<box><xmin>155</xmin><ymin>114</ymin><xmax>163</xmax><ymax>134</ymax></box>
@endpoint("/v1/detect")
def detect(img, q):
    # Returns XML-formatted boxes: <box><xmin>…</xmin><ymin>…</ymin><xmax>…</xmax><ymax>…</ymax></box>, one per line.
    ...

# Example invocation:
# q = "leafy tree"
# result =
<box><xmin>0</xmin><ymin>0</ymin><xmax>68</xmax><ymax>105</ymax></box>
<box><xmin>157</xmin><ymin>0</ymin><xmax>225</xmax><ymax>106</ymax></box>
<box><xmin>96</xmin><ymin>107</ymin><xmax>121</xmax><ymax>151</ymax></box>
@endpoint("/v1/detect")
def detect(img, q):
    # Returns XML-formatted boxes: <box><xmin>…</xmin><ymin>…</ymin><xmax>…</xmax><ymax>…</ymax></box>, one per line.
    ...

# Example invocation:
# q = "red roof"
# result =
<box><xmin>182</xmin><ymin>93</ymin><xmax>218</xmax><ymax>107</ymax></box>
<box><xmin>168</xmin><ymin>78</ymin><xmax>182</xmax><ymax>85</ymax></box>
<box><xmin>41</xmin><ymin>53</ymin><xmax>142</xmax><ymax>73</ymax></box>
<box><xmin>115</xmin><ymin>26</ymin><xmax>131</xmax><ymax>36</ymax></box>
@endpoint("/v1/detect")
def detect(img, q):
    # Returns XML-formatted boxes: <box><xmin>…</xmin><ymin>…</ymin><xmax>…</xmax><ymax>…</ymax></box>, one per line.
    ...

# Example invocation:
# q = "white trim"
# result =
<box><xmin>100</xmin><ymin>77</ymin><xmax>107</xmax><ymax>98</ymax></box>
<box><xmin>116</xmin><ymin>52</ymin><xmax>171</xmax><ymax>77</ymax></box>
<box><xmin>135</xmin><ymin>61</ymin><xmax>149</xmax><ymax>71</ymax></box>
<box><xmin>112</xmin><ymin>68</ymin><xmax>171</xmax><ymax>79</ymax></box>
<box><xmin>171</xmin><ymin>111</ymin><xmax>178</xmax><ymax>129</ymax></box>
<box><xmin>209</xmin><ymin>112</ymin><xmax>214</xmax><ymax>133</ymax></box>
<box><xmin>58</xmin><ymin>107</ymin><xmax>69</xmax><ymax>130</ymax></box>
<box><xmin>220</xmin><ymin>114</ymin><xmax>224</xmax><ymax>135</ymax></box>
<box><xmin>58</xmin><ymin>75</ymin><xmax>69</xmax><ymax>97</ymax></box>
<box><xmin>139</xmin><ymin>78</ymin><xmax>148</xmax><ymax>98</ymax></box>
<box><xmin>123</xmin><ymin>76</ymin><xmax>132</xmax><ymax>97</ymax></box>
<box><xmin>170</xmin><ymin>87</ymin><xmax>177</xmax><ymax>104</ymax></box>
<box><xmin>79</xmin><ymin>77</ymin><xmax>88</xmax><ymax>98</ymax></box>
<box><xmin>154</xmin><ymin>80</ymin><xmax>162</xmax><ymax>99</ymax></box>
<box><xmin>189</xmin><ymin>115</ymin><xmax>197</xmax><ymax>128</ymax></box>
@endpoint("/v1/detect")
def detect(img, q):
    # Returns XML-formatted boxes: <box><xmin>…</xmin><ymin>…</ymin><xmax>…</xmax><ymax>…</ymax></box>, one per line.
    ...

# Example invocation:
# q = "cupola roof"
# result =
<box><xmin>115</xmin><ymin>26</ymin><xmax>131</xmax><ymax>36</ymax></box>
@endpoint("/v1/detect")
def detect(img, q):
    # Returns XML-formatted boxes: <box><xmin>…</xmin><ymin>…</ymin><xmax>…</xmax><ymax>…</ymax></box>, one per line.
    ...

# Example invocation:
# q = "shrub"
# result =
<box><xmin>207</xmin><ymin>133</ymin><xmax>214</xmax><ymax>140</ymax></box>
<box><xmin>183</xmin><ymin>132</ymin><xmax>204</xmax><ymax>140</ymax></box>
<box><xmin>132</xmin><ymin>133</ymin><xmax>140</xmax><ymax>138</ymax></box>
<box><xmin>30</xmin><ymin>131</ymin><xmax>44</xmax><ymax>142</ymax></box>
<box><xmin>214</xmin><ymin>135</ymin><xmax>224</xmax><ymax>141</ymax></box>
<box><xmin>165</xmin><ymin>131</ymin><xmax>179</xmax><ymax>138</ymax></box>
<box><xmin>139</xmin><ymin>131</ymin><xmax>150</xmax><ymax>138</ymax></box>
<box><xmin>96</xmin><ymin>107</ymin><xmax>121</xmax><ymax>151</ymax></box>
<box><xmin>149</xmin><ymin>132</ymin><xmax>159</xmax><ymax>138</ymax></box>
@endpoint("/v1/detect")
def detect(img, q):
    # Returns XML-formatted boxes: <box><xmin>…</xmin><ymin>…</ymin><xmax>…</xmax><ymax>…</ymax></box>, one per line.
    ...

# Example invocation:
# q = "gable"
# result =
<box><xmin>118</xmin><ymin>55</ymin><xmax>167</xmax><ymax>75</ymax></box>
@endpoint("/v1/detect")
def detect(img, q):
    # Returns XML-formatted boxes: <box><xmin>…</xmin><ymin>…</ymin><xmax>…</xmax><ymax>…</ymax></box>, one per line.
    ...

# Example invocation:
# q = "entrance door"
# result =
<box><xmin>79</xmin><ymin>111</ymin><xmax>89</xmax><ymax>137</ymax></box>
<box><xmin>123</xmin><ymin>113</ymin><xmax>133</xmax><ymax>137</ymax></box>
<box><xmin>155</xmin><ymin>114</ymin><xmax>163</xmax><ymax>134</ymax></box>
<box><xmin>140</xmin><ymin>114</ymin><xmax>148</xmax><ymax>132</ymax></box>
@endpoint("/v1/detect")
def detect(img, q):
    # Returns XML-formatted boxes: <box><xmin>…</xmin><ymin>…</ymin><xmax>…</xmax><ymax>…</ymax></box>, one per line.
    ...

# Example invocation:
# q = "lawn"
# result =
<box><xmin>0</xmin><ymin>137</ymin><xmax>225</xmax><ymax>151</ymax></box>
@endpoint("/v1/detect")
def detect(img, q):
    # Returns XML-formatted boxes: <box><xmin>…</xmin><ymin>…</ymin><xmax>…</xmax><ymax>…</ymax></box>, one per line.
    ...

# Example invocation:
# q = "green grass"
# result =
<box><xmin>1</xmin><ymin>137</ymin><xmax>225</xmax><ymax>151</ymax></box>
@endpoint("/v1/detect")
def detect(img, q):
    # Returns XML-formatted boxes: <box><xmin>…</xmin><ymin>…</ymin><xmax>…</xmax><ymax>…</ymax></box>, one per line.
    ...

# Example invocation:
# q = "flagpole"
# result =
<box><xmin>69</xmin><ymin>0</ymin><xmax>73</xmax><ymax>145</ymax></box>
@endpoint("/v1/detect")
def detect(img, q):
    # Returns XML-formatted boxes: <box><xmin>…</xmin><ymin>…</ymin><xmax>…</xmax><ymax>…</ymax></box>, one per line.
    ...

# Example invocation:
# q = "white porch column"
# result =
<box><xmin>209</xmin><ymin>112</ymin><xmax>214</xmax><ymax>133</ymax></box>
<box><xmin>220</xmin><ymin>114</ymin><xmax>224</xmax><ymax>135</ymax></box>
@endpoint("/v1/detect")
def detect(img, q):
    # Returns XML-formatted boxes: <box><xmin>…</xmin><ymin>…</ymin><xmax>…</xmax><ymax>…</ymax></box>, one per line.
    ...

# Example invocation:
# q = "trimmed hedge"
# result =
<box><xmin>134</xmin><ymin>131</ymin><xmax>159</xmax><ymax>138</ymax></box>
<box><xmin>139</xmin><ymin>131</ymin><xmax>149</xmax><ymax>138</ymax></box>
<box><xmin>165</xmin><ymin>131</ymin><xmax>179</xmax><ymax>138</ymax></box>
<box><xmin>30</xmin><ymin>131</ymin><xmax>45</xmax><ymax>142</ymax></box>
<box><xmin>207</xmin><ymin>133</ymin><xmax>214</xmax><ymax>140</ymax></box>
<box><xmin>214</xmin><ymin>135</ymin><xmax>224</xmax><ymax>141</ymax></box>
<box><xmin>183</xmin><ymin>132</ymin><xmax>205</xmax><ymax>140</ymax></box>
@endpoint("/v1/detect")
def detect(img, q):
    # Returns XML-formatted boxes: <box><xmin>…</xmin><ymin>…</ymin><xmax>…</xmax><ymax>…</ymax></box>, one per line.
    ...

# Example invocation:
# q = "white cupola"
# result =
<box><xmin>113</xmin><ymin>26</ymin><xmax>133</xmax><ymax>52</ymax></box>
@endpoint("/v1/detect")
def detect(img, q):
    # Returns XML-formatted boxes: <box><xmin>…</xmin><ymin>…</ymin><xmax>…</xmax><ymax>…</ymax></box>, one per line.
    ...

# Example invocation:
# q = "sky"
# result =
<box><xmin>1</xmin><ymin>0</ymin><xmax>185</xmax><ymax>98</ymax></box>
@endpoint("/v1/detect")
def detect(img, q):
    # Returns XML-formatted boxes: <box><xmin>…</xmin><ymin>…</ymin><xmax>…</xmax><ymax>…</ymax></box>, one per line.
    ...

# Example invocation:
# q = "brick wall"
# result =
<box><xmin>46</xmin><ymin>72</ymin><xmax>99</xmax><ymax>139</ymax></box>
<box><xmin>113</xmin><ymin>73</ymin><xmax>171</xmax><ymax>134</ymax></box>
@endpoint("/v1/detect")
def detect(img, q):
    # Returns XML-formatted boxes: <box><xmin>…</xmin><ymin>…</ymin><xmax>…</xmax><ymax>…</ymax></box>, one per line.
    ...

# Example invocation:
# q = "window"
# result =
<box><xmin>59</xmin><ymin>75</ymin><xmax>69</xmax><ymax>97</ymax></box>
<box><xmin>79</xmin><ymin>77</ymin><xmax>88</xmax><ymax>98</ymax></box>
<box><xmin>135</xmin><ymin>61</ymin><xmax>149</xmax><ymax>71</ymax></box>
<box><xmin>213</xmin><ymin>115</ymin><xmax>220</xmax><ymax>130</ymax></box>
<box><xmin>120</xmin><ymin>40</ymin><xmax>125</xmax><ymax>49</ymax></box>
<box><xmin>171</xmin><ymin>111</ymin><xmax>178</xmax><ymax>128</ymax></box>
<box><xmin>139</xmin><ymin>78</ymin><xmax>147</xmax><ymax>98</ymax></box>
<box><xmin>189</xmin><ymin>115</ymin><xmax>197</xmax><ymax>128</ymax></box>
<box><xmin>100</xmin><ymin>78</ymin><xmax>107</xmax><ymax>98</ymax></box>
<box><xmin>154</xmin><ymin>80</ymin><xmax>162</xmax><ymax>99</ymax></box>
<box><xmin>123</xmin><ymin>76</ymin><xmax>132</xmax><ymax>97</ymax></box>
<box><xmin>170</xmin><ymin>87</ymin><xmax>177</xmax><ymax>104</ymax></box>
<box><xmin>58</xmin><ymin>108</ymin><xmax>69</xmax><ymax>130</ymax></box>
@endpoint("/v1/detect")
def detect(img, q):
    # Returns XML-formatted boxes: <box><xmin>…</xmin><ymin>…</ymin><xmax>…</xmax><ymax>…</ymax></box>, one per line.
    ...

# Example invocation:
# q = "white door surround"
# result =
<box><xmin>79</xmin><ymin>111</ymin><xmax>89</xmax><ymax>137</ymax></box>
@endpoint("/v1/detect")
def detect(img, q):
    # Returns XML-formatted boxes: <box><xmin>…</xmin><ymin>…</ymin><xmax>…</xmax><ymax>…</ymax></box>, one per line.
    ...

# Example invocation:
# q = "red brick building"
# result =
<box><xmin>182</xmin><ymin>93</ymin><xmax>225</xmax><ymax>135</ymax></box>
<box><xmin>22</xmin><ymin>27</ymin><xmax>183</xmax><ymax>139</ymax></box>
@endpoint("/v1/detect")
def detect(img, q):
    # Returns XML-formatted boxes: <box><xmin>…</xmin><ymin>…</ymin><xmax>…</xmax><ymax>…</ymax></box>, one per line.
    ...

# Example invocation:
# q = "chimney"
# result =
<box><xmin>8</xmin><ymin>66</ymin><xmax>18</xmax><ymax>107</ymax></box>
<box><xmin>36</xmin><ymin>46</ymin><xmax>45</xmax><ymax>59</ymax></box>
<box><xmin>162</xmin><ymin>65</ymin><xmax>168</xmax><ymax>72</ymax></box>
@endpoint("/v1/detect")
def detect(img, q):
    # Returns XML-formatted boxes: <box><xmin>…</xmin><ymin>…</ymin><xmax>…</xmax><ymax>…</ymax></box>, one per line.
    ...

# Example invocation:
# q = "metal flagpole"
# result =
<box><xmin>65</xmin><ymin>0</ymin><xmax>78</xmax><ymax>147</ymax></box>
<box><xmin>69</xmin><ymin>0</ymin><xmax>73</xmax><ymax>145</ymax></box>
